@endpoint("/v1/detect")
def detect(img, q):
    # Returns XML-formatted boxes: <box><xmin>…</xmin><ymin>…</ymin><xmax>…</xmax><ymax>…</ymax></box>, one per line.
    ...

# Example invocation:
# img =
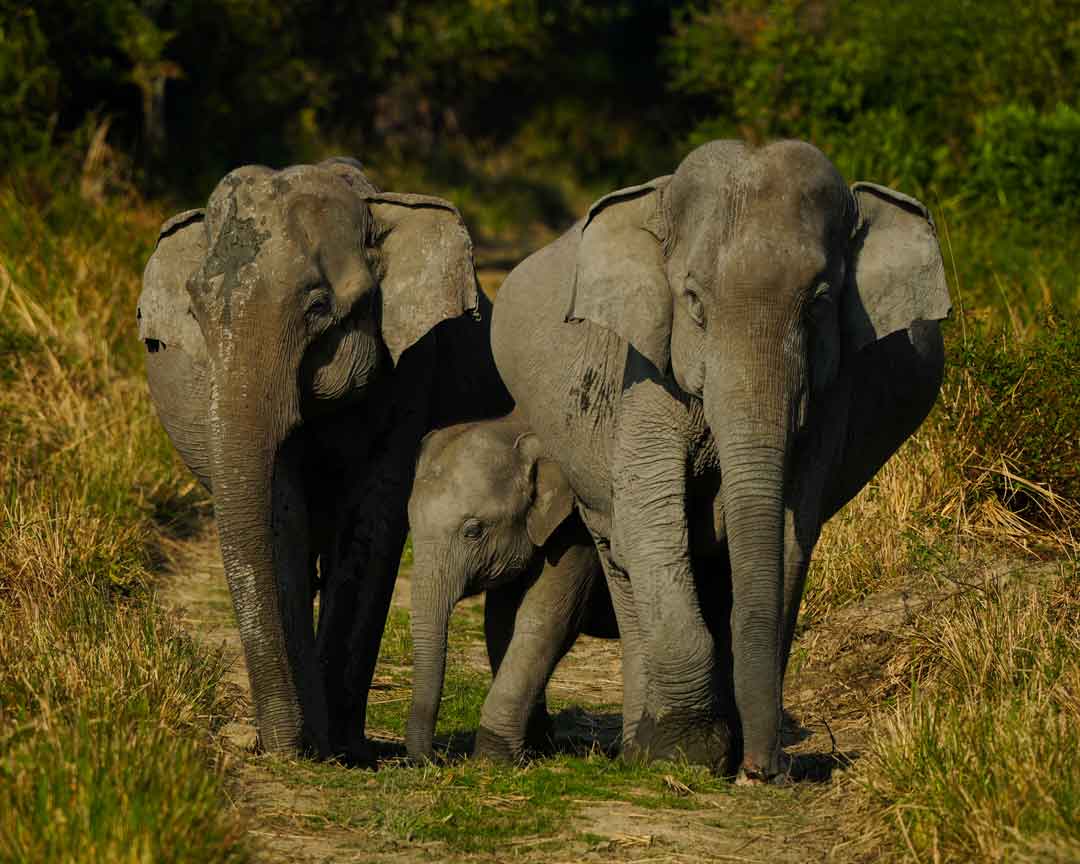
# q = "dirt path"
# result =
<box><xmin>156</xmin><ymin>524</ymin><xmax>889</xmax><ymax>863</ymax></box>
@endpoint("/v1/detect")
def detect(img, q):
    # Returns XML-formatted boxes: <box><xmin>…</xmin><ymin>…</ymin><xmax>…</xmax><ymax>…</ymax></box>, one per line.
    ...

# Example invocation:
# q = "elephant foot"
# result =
<box><xmin>473</xmin><ymin>725</ymin><xmax>525</xmax><ymax>764</ymax></box>
<box><xmin>327</xmin><ymin>732</ymin><xmax>378</xmax><ymax>767</ymax></box>
<box><xmin>624</xmin><ymin>710</ymin><xmax>736</xmax><ymax>776</ymax></box>
<box><xmin>735</xmin><ymin>751</ymin><xmax>792</xmax><ymax>786</ymax></box>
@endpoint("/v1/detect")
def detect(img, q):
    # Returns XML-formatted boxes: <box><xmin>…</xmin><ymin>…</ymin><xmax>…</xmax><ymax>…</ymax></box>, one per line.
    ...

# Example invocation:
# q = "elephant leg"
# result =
<box><xmin>613</xmin><ymin>381</ymin><xmax>733</xmax><ymax>773</ymax></box>
<box><xmin>778</xmin><ymin>436</ymin><xmax>836</xmax><ymax>686</ymax></box>
<box><xmin>474</xmin><ymin>527</ymin><xmax>597</xmax><ymax>762</ymax></box>
<box><xmin>481</xmin><ymin>579</ymin><xmax>551</xmax><ymax>750</ymax></box>
<box><xmin>316</xmin><ymin>348</ymin><xmax>435</xmax><ymax>762</ymax></box>
<box><xmin>317</xmin><ymin>472</ymin><xmax>411</xmax><ymax>762</ymax></box>
<box><xmin>691</xmin><ymin>551</ymin><xmax>738</xmax><ymax>760</ymax></box>
<box><xmin>594</xmin><ymin>539</ymin><xmax>647</xmax><ymax>748</ymax></box>
<box><xmin>779</xmin><ymin>529</ymin><xmax>812</xmax><ymax>691</ymax></box>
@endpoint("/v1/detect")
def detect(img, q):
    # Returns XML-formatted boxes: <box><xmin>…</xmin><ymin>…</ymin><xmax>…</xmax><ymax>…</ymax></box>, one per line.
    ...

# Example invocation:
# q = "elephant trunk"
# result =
<box><xmin>708</xmin><ymin>325</ymin><xmax>803</xmax><ymax>780</ymax></box>
<box><xmin>209</xmin><ymin>377</ymin><xmax>325</xmax><ymax>756</ymax></box>
<box><xmin>406</xmin><ymin>545</ymin><xmax>457</xmax><ymax>760</ymax></box>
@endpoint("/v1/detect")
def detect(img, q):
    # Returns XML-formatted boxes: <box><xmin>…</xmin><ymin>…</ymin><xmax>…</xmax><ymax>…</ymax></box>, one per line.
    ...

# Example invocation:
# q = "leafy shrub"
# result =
<box><xmin>943</xmin><ymin>312</ymin><xmax>1080</xmax><ymax>520</ymax></box>
<box><xmin>967</xmin><ymin>103</ymin><xmax>1080</xmax><ymax>221</ymax></box>
<box><xmin>0</xmin><ymin>6</ymin><xmax>57</xmax><ymax>160</ymax></box>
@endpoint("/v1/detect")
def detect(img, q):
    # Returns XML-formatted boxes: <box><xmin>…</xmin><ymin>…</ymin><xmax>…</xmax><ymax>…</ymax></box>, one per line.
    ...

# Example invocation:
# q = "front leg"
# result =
<box><xmin>591</xmin><ymin>533</ymin><xmax>648</xmax><ymax>747</ymax></box>
<box><xmin>316</xmin><ymin>344</ymin><xmax>435</xmax><ymax>762</ymax></box>
<box><xmin>474</xmin><ymin>522</ymin><xmax>599</xmax><ymax>761</ymax></box>
<box><xmin>481</xmin><ymin>579</ymin><xmax>552</xmax><ymax>751</ymax></box>
<box><xmin>614</xmin><ymin>375</ymin><xmax>734</xmax><ymax>774</ymax></box>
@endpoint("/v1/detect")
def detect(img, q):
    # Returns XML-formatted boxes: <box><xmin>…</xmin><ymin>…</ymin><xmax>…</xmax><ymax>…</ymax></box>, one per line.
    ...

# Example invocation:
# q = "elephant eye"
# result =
<box><xmin>806</xmin><ymin>283</ymin><xmax>833</xmax><ymax>321</ymax></box>
<box><xmin>686</xmin><ymin>288</ymin><xmax>705</xmax><ymax>326</ymax></box>
<box><xmin>462</xmin><ymin>518</ymin><xmax>483</xmax><ymax>540</ymax></box>
<box><xmin>305</xmin><ymin>285</ymin><xmax>333</xmax><ymax>318</ymax></box>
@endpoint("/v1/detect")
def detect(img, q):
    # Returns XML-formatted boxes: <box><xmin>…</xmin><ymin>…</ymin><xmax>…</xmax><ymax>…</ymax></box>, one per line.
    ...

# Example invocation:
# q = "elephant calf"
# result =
<box><xmin>405</xmin><ymin>412</ymin><xmax>618</xmax><ymax>762</ymax></box>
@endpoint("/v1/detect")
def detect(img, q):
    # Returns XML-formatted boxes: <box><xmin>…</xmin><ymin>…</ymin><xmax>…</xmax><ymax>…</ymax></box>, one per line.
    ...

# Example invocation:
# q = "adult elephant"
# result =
<box><xmin>137</xmin><ymin>158</ymin><xmax>511</xmax><ymax>759</ymax></box>
<box><xmin>491</xmin><ymin>140</ymin><xmax>950</xmax><ymax>782</ymax></box>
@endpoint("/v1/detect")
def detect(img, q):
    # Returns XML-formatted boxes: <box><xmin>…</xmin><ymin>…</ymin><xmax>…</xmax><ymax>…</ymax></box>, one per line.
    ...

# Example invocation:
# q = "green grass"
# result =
<box><xmin>306</xmin><ymin>598</ymin><xmax>750</xmax><ymax>855</ymax></box>
<box><xmin>270</xmin><ymin>747</ymin><xmax>739</xmax><ymax>854</ymax></box>
<box><xmin>0</xmin><ymin>163</ymin><xmax>247</xmax><ymax>862</ymax></box>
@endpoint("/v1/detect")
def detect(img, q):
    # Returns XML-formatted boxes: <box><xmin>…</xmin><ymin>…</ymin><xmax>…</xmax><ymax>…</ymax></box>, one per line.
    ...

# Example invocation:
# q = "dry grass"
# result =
<box><xmin>805</xmin><ymin>319</ymin><xmax>1080</xmax><ymax>861</ymax></box>
<box><xmin>852</xmin><ymin>563</ymin><xmax>1080</xmax><ymax>862</ymax></box>
<box><xmin>0</xmin><ymin>169</ymin><xmax>246</xmax><ymax>862</ymax></box>
<box><xmin>807</xmin><ymin>322</ymin><xmax>1080</xmax><ymax>625</ymax></box>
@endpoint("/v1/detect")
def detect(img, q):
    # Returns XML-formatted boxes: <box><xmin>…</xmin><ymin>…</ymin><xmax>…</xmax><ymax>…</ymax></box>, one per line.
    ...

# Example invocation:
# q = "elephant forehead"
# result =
<box><xmin>414</xmin><ymin>461</ymin><xmax>522</xmax><ymax>520</ymax></box>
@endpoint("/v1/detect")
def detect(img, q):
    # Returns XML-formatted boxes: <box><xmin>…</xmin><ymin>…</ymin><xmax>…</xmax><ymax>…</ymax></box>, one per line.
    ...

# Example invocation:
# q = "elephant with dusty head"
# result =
<box><xmin>491</xmin><ymin>140</ymin><xmax>950</xmax><ymax>782</ymax></box>
<box><xmin>137</xmin><ymin>158</ymin><xmax>511</xmax><ymax>759</ymax></box>
<box><xmin>405</xmin><ymin>411</ymin><xmax>617</xmax><ymax>763</ymax></box>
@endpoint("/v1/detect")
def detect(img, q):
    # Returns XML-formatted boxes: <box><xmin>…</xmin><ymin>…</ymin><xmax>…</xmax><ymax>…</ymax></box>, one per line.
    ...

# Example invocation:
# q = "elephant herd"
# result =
<box><xmin>138</xmin><ymin>140</ymin><xmax>950</xmax><ymax>784</ymax></box>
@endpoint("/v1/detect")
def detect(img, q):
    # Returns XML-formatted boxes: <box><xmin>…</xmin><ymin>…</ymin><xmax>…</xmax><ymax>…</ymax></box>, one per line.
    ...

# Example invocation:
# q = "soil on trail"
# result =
<box><xmin>156</xmin><ymin>523</ymin><xmax>898</xmax><ymax>864</ymax></box>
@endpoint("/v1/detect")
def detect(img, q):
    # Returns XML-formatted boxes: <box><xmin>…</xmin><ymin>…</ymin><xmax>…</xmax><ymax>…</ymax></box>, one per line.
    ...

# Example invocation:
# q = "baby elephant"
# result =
<box><xmin>405</xmin><ymin>412</ymin><xmax>617</xmax><ymax>762</ymax></box>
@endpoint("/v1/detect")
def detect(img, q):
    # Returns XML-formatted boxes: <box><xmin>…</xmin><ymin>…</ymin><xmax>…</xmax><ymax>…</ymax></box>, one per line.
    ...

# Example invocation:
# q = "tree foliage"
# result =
<box><xmin>2</xmin><ymin>0</ymin><xmax>1079</xmax><ymax>257</ymax></box>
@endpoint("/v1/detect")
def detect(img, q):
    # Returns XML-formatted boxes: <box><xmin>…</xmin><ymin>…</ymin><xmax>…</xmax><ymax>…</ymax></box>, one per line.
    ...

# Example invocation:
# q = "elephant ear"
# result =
<box><xmin>138</xmin><ymin>209</ymin><xmax>206</xmax><ymax>358</ymax></box>
<box><xmin>365</xmin><ymin>193</ymin><xmax>479</xmax><ymax>365</ymax></box>
<box><xmin>565</xmin><ymin>176</ymin><xmax>674</xmax><ymax>373</ymax></box>
<box><xmin>844</xmin><ymin>182</ymin><xmax>951</xmax><ymax>357</ymax></box>
<box><xmin>515</xmin><ymin>432</ymin><xmax>575</xmax><ymax>548</ymax></box>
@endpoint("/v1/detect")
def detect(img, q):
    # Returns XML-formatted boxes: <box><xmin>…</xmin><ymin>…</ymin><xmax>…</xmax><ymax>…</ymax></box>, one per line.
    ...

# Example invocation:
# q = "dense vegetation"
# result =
<box><xmin>5</xmin><ymin>1</ymin><xmax>1080</xmax><ymax>308</ymax></box>
<box><xmin>1</xmin><ymin>1</ymin><xmax>1078</xmax><ymax>861</ymax></box>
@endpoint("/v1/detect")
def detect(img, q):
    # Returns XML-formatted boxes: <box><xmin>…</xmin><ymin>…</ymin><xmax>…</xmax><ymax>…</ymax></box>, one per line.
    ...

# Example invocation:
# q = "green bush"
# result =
<box><xmin>942</xmin><ymin>313</ymin><xmax>1080</xmax><ymax>516</ymax></box>
<box><xmin>967</xmin><ymin>103</ymin><xmax>1080</xmax><ymax>220</ymax></box>
<box><xmin>0</xmin><ymin>6</ymin><xmax>57</xmax><ymax>159</ymax></box>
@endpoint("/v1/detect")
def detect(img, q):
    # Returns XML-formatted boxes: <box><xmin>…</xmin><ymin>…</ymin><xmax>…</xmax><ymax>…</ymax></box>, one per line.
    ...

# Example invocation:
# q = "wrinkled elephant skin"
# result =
<box><xmin>405</xmin><ymin>412</ymin><xmax>617</xmax><ymax>763</ymax></box>
<box><xmin>138</xmin><ymin>158</ymin><xmax>511</xmax><ymax>759</ymax></box>
<box><xmin>491</xmin><ymin>139</ymin><xmax>950</xmax><ymax>780</ymax></box>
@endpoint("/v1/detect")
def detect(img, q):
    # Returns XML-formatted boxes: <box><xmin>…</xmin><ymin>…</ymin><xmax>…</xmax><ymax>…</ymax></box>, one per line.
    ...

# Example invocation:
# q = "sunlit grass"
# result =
<box><xmin>853</xmin><ymin>563</ymin><xmax>1080</xmax><ymax>861</ymax></box>
<box><xmin>0</xmin><ymin>169</ymin><xmax>245</xmax><ymax>862</ymax></box>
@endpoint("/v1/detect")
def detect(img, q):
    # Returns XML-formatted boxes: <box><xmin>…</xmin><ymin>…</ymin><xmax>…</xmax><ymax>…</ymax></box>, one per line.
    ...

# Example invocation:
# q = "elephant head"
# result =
<box><xmin>566</xmin><ymin>139</ymin><xmax>950</xmax><ymax>777</ymax></box>
<box><xmin>143</xmin><ymin>158</ymin><xmax>482</xmax><ymax>756</ymax></box>
<box><xmin>404</xmin><ymin>420</ymin><xmax>573</xmax><ymax>759</ymax></box>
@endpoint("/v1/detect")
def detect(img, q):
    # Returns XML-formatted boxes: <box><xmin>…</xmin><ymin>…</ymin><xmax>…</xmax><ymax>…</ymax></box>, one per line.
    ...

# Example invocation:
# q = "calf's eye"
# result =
<box><xmin>462</xmin><ymin>518</ymin><xmax>483</xmax><ymax>539</ymax></box>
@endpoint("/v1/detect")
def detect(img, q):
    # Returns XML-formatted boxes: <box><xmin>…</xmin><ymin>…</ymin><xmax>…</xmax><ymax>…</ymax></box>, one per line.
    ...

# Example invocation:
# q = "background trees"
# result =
<box><xmin>1</xmin><ymin>0</ymin><xmax>1077</xmax><ymax>307</ymax></box>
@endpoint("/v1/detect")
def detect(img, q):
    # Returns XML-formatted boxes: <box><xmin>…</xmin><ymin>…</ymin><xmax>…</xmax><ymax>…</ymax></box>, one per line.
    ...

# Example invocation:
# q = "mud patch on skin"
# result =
<box><xmin>199</xmin><ymin>193</ymin><xmax>271</xmax><ymax>328</ymax></box>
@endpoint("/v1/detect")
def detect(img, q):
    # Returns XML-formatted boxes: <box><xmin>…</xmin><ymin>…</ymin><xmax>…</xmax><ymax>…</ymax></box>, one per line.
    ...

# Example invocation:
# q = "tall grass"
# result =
<box><xmin>0</xmin><ymin>160</ymin><xmax>247</xmax><ymax>862</ymax></box>
<box><xmin>806</xmin><ymin>312</ymin><xmax>1080</xmax><ymax>859</ymax></box>
<box><xmin>856</xmin><ymin>565</ymin><xmax>1080</xmax><ymax>861</ymax></box>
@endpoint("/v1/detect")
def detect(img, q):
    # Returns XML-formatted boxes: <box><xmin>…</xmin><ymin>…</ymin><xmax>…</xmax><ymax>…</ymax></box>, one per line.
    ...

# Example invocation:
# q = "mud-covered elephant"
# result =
<box><xmin>137</xmin><ymin>158</ymin><xmax>511</xmax><ymax>759</ymax></box>
<box><xmin>405</xmin><ymin>412</ymin><xmax>617</xmax><ymax>762</ymax></box>
<box><xmin>491</xmin><ymin>140</ymin><xmax>950</xmax><ymax>782</ymax></box>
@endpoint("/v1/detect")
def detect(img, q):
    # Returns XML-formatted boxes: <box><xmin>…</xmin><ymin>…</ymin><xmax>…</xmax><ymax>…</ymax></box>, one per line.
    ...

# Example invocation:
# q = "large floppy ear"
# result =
<box><xmin>514</xmin><ymin>432</ymin><xmax>575</xmax><ymax>548</ymax></box>
<box><xmin>843</xmin><ymin>182</ymin><xmax>952</xmax><ymax>357</ymax></box>
<box><xmin>565</xmin><ymin>176</ymin><xmax>674</xmax><ymax>373</ymax></box>
<box><xmin>365</xmin><ymin>193</ymin><xmax>479</xmax><ymax>365</ymax></box>
<box><xmin>138</xmin><ymin>209</ymin><xmax>206</xmax><ymax>359</ymax></box>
